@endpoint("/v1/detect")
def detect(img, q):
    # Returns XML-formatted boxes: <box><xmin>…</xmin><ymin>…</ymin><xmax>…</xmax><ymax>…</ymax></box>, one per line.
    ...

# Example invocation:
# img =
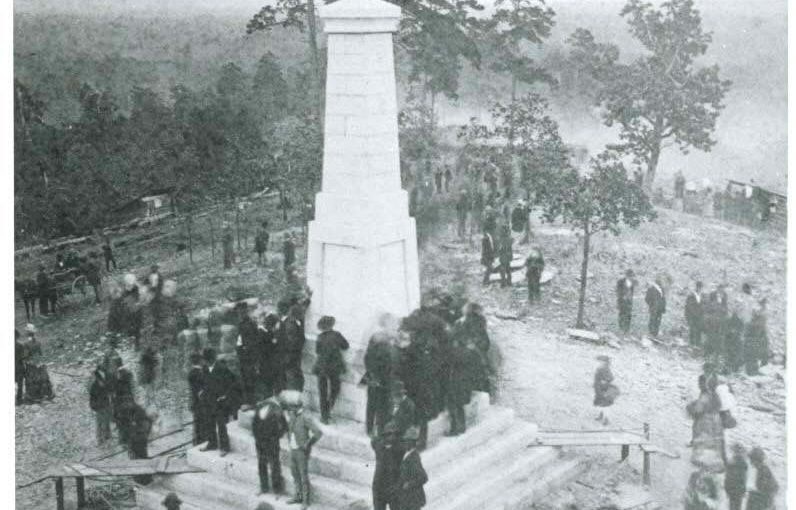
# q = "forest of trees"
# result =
<box><xmin>14</xmin><ymin>0</ymin><xmax>732</xmax><ymax>245</ymax></box>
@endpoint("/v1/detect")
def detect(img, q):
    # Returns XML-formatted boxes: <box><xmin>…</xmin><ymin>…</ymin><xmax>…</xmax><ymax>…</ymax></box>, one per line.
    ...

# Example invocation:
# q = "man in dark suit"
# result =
<box><xmin>258</xmin><ymin>313</ymin><xmax>282</xmax><ymax>399</ymax></box>
<box><xmin>364</xmin><ymin>330</ymin><xmax>398</xmax><ymax>436</ymax></box>
<box><xmin>497</xmin><ymin>226</ymin><xmax>513</xmax><ymax>287</ymax></box>
<box><xmin>480</xmin><ymin>231</ymin><xmax>496</xmax><ymax>285</ymax></box>
<box><xmin>389</xmin><ymin>381</ymin><xmax>417</xmax><ymax>439</ymax></box>
<box><xmin>615</xmin><ymin>269</ymin><xmax>637</xmax><ymax>333</ymax></box>
<box><xmin>645</xmin><ymin>278</ymin><xmax>666</xmax><ymax>338</ymax></box>
<box><xmin>394</xmin><ymin>427</ymin><xmax>428</xmax><ymax>510</ymax></box>
<box><xmin>187</xmin><ymin>353</ymin><xmax>207</xmax><ymax>446</ymax></box>
<box><xmin>200</xmin><ymin>348</ymin><xmax>237</xmax><ymax>456</ymax></box>
<box><xmin>684</xmin><ymin>281</ymin><xmax>705</xmax><ymax>346</ymax></box>
<box><xmin>525</xmin><ymin>247</ymin><xmax>545</xmax><ymax>303</ymax></box>
<box><xmin>280</xmin><ymin>302</ymin><xmax>307</xmax><ymax>391</ymax></box>
<box><xmin>235</xmin><ymin>301</ymin><xmax>260</xmax><ymax>408</ymax></box>
<box><xmin>371</xmin><ymin>422</ymin><xmax>403</xmax><ymax>510</ymax></box>
<box><xmin>128</xmin><ymin>402</ymin><xmax>153</xmax><ymax>484</ymax></box>
<box><xmin>252</xmin><ymin>396</ymin><xmax>288</xmax><ymax>494</ymax></box>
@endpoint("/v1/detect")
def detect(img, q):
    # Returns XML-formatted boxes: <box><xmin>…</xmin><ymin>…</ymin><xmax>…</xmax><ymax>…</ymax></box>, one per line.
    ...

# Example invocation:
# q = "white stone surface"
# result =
<box><xmin>306</xmin><ymin>0</ymin><xmax>419</xmax><ymax>347</ymax></box>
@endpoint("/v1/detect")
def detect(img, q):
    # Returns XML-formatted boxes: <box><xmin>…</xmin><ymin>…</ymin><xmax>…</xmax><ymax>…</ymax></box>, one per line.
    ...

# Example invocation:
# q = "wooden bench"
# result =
<box><xmin>530</xmin><ymin>424</ymin><xmax>677</xmax><ymax>486</ymax></box>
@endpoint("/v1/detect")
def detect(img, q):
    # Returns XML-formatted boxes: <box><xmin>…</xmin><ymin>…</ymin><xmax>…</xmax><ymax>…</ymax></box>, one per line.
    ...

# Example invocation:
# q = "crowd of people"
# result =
<box><xmin>684</xmin><ymin>365</ymin><xmax>778</xmax><ymax>510</ymax></box>
<box><xmin>614</xmin><ymin>271</ymin><xmax>773</xmax><ymax>374</ymax></box>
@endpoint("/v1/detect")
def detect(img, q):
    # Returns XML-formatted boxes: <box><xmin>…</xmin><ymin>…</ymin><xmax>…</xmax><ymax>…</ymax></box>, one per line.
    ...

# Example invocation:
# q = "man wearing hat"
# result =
<box><xmin>388</xmin><ymin>381</ymin><xmax>417</xmax><ymax>440</ymax></box>
<box><xmin>394</xmin><ymin>427</ymin><xmax>428</xmax><ymax>510</ymax></box>
<box><xmin>258</xmin><ymin>313</ymin><xmax>282</xmax><ymax>398</ymax></box>
<box><xmin>236</xmin><ymin>301</ymin><xmax>260</xmax><ymax>408</ymax></box>
<box><xmin>200</xmin><ymin>348</ymin><xmax>237</xmax><ymax>456</ymax></box>
<box><xmin>615</xmin><ymin>269</ymin><xmax>637</xmax><ymax>333</ymax></box>
<box><xmin>282</xmin><ymin>390</ymin><xmax>323</xmax><ymax>509</ymax></box>
<box><xmin>162</xmin><ymin>492</ymin><xmax>181</xmax><ymax>510</ymax></box>
<box><xmin>312</xmin><ymin>315</ymin><xmax>349</xmax><ymax>424</ymax></box>
<box><xmin>252</xmin><ymin>395</ymin><xmax>288</xmax><ymax>494</ymax></box>
<box><xmin>371</xmin><ymin>422</ymin><xmax>404</xmax><ymax>510</ymax></box>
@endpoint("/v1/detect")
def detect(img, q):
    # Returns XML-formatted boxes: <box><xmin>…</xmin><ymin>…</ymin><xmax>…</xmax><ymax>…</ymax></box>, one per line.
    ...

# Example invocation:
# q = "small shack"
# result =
<box><xmin>112</xmin><ymin>187</ymin><xmax>176</xmax><ymax>224</ymax></box>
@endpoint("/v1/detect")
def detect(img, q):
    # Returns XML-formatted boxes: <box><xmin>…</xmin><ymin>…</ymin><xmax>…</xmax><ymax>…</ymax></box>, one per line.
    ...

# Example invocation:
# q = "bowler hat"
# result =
<box><xmin>162</xmin><ymin>492</ymin><xmax>181</xmax><ymax>507</ymax></box>
<box><xmin>317</xmin><ymin>316</ymin><xmax>335</xmax><ymax>331</ymax></box>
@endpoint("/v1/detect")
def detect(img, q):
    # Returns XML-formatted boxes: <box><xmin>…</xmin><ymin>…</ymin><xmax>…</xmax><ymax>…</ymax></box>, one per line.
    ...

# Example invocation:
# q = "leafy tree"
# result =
<box><xmin>398</xmin><ymin>98</ymin><xmax>441</xmax><ymax>189</ymax></box>
<box><xmin>247</xmin><ymin>0</ymin><xmax>486</xmax><ymax>114</ymax></box>
<box><xmin>252</xmin><ymin>52</ymin><xmax>290</xmax><ymax>124</ymax></box>
<box><xmin>485</xmin><ymin>0</ymin><xmax>556</xmax><ymax>102</ymax></box>
<box><xmin>542</xmin><ymin>151</ymin><xmax>656</xmax><ymax>327</ymax></box>
<box><xmin>567</xmin><ymin>0</ymin><xmax>731</xmax><ymax>189</ymax></box>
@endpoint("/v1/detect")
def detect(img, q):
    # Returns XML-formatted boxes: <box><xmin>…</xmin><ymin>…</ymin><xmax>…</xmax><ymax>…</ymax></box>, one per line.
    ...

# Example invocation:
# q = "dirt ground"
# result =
<box><xmin>419</xmin><ymin>205</ymin><xmax>786</xmax><ymax>509</ymax></box>
<box><xmin>15</xmin><ymin>201</ymin><xmax>786</xmax><ymax>510</ymax></box>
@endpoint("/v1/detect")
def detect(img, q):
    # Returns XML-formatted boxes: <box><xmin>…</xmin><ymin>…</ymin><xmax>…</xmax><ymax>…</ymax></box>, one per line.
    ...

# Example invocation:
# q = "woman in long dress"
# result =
<box><xmin>687</xmin><ymin>374</ymin><xmax>725</xmax><ymax>472</ymax></box>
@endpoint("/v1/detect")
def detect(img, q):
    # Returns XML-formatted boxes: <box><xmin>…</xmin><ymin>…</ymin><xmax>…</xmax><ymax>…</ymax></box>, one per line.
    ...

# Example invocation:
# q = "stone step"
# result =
<box><xmin>223</xmin><ymin>426</ymin><xmax>372</xmax><ymax>486</ymax></box>
<box><xmin>159</xmin><ymin>467</ymin><xmax>367</xmax><ymax>510</ymax></box>
<box><xmin>227</xmin><ymin>404</ymin><xmax>515</xmax><ymax>487</ymax></box>
<box><xmin>236</xmin><ymin>392</ymin><xmax>492</xmax><ymax>460</ymax></box>
<box><xmin>490</xmin><ymin>456</ymin><xmax>586</xmax><ymax>510</ymax></box>
<box><xmin>424</xmin><ymin>420</ymin><xmax>538</xmax><ymax>503</ymax></box>
<box><xmin>432</xmin><ymin>444</ymin><xmax>561</xmax><ymax>510</ymax></box>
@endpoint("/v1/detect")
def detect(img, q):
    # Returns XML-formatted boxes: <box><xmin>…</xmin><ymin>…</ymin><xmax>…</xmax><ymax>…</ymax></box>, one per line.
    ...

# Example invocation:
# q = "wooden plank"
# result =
<box><xmin>639</xmin><ymin>444</ymin><xmax>679</xmax><ymax>459</ymax></box>
<box><xmin>565</xmin><ymin>328</ymin><xmax>601</xmax><ymax>342</ymax></box>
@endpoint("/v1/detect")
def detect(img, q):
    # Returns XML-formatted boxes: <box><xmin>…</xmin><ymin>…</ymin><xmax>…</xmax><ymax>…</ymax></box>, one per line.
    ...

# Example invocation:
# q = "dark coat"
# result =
<box><xmin>128</xmin><ymin>403</ymin><xmax>152</xmax><ymax>446</ymax></box>
<box><xmin>282</xmin><ymin>240</ymin><xmax>296</xmax><ymax>266</ymax></box>
<box><xmin>745</xmin><ymin>311</ymin><xmax>769</xmax><ymax>363</ymax></box>
<box><xmin>187</xmin><ymin>366</ymin><xmax>206</xmax><ymax>412</ymax></box>
<box><xmin>313</xmin><ymin>330</ymin><xmax>349</xmax><ymax>376</ymax></box>
<box><xmin>685</xmin><ymin>292</ymin><xmax>704</xmax><ymax>328</ymax></box>
<box><xmin>254</xmin><ymin>228</ymin><xmax>269</xmax><ymax>254</ymax></box>
<box><xmin>498</xmin><ymin>234</ymin><xmax>513</xmax><ymax>265</ymax></box>
<box><xmin>593</xmin><ymin>366</ymin><xmax>619</xmax><ymax>407</ymax></box>
<box><xmin>399</xmin><ymin>342</ymin><xmax>438</xmax><ymax>421</ymax></box>
<box><xmin>395</xmin><ymin>449</ymin><xmax>428</xmax><ymax>510</ymax></box>
<box><xmin>446</xmin><ymin>344</ymin><xmax>482</xmax><ymax>406</ymax></box>
<box><xmin>364</xmin><ymin>336</ymin><xmax>398</xmax><ymax>388</ymax></box>
<box><xmin>257</xmin><ymin>327</ymin><xmax>280</xmax><ymax>376</ymax></box>
<box><xmin>84</xmin><ymin>259</ymin><xmax>102</xmax><ymax>286</ymax></box>
<box><xmin>645</xmin><ymin>285</ymin><xmax>666</xmax><ymax>314</ymax></box>
<box><xmin>89</xmin><ymin>368</ymin><xmax>113</xmax><ymax>412</ymax></box>
<box><xmin>451</xmin><ymin>314</ymin><xmax>490</xmax><ymax>355</ymax></box>
<box><xmin>747</xmin><ymin>463</ymin><xmax>778</xmax><ymax>510</ymax></box>
<box><xmin>372</xmin><ymin>434</ymin><xmax>405</xmax><ymax>503</ymax></box>
<box><xmin>511</xmin><ymin>205</ymin><xmax>526</xmax><ymax>233</ymax></box>
<box><xmin>390</xmin><ymin>397</ymin><xmax>417</xmax><ymax>436</ymax></box>
<box><xmin>252</xmin><ymin>400</ymin><xmax>288</xmax><ymax>445</ymax></box>
<box><xmin>480</xmin><ymin>234</ymin><xmax>495</xmax><ymax>266</ymax></box>
<box><xmin>204</xmin><ymin>362</ymin><xmax>238</xmax><ymax>416</ymax></box>
<box><xmin>724</xmin><ymin>456</ymin><xmax>747</xmax><ymax>496</ymax></box>
<box><xmin>616</xmin><ymin>278</ymin><xmax>636</xmax><ymax>309</ymax></box>
<box><xmin>237</xmin><ymin>315</ymin><xmax>260</xmax><ymax>368</ymax></box>
<box><xmin>525</xmin><ymin>252</ymin><xmax>545</xmax><ymax>280</ymax></box>
<box><xmin>279</xmin><ymin>318</ymin><xmax>306</xmax><ymax>367</ymax></box>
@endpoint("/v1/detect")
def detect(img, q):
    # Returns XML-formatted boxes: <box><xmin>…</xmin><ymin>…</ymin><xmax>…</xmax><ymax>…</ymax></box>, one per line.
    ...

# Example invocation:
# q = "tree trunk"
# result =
<box><xmin>645</xmin><ymin>144</ymin><xmax>661</xmax><ymax>192</ymax></box>
<box><xmin>522</xmin><ymin>188</ymin><xmax>532</xmax><ymax>244</ymax></box>
<box><xmin>187</xmin><ymin>214</ymin><xmax>193</xmax><ymax>264</ymax></box>
<box><xmin>279</xmin><ymin>188</ymin><xmax>288</xmax><ymax>222</ymax></box>
<box><xmin>235</xmin><ymin>203</ymin><xmax>241</xmax><ymax>251</ymax></box>
<box><xmin>576</xmin><ymin>224</ymin><xmax>591</xmax><ymax>328</ymax></box>
<box><xmin>306</xmin><ymin>0</ymin><xmax>323</xmax><ymax>117</ymax></box>
<box><xmin>209</xmin><ymin>210</ymin><xmax>216</xmax><ymax>260</ymax></box>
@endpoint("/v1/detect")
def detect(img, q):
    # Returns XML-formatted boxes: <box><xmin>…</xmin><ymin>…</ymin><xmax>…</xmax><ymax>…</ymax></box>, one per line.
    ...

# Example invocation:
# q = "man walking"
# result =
<box><xmin>615</xmin><ymin>269</ymin><xmax>636</xmax><ymax>333</ymax></box>
<box><xmin>685</xmin><ymin>281</ymin><xmax>705</xmax><ymax>346</ymax></box>
<box><xmin>282</xmin><ymin>234</ymin><xmax>296</xmax><ymax>272</ymax></box>
<box><xmin>283</xmin><ymin>390</ymin><xmax>323</xmax><ymax>509</ymax></box>
<box><xmin>645</xmin><ymin>278</ymin><xmax>666</xmax><ymax>337</ymax></box>
<box><xmin>252</xmin><ymin>395</ymin><xmax>288</xmax><ymax>495</ymax></box>
<box><xmin>480</xmin><ymin>230</ymin><xmax>496</xmax><ymax>285</ymax></box>
<box><xmin>525</xmin><ymin>247</ymin><xmax>545</xmax><ymax>303</ymax></box>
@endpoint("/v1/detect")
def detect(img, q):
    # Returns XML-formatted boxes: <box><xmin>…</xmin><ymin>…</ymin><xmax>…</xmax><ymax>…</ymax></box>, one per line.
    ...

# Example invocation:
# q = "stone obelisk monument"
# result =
<box><xmin>306</xmin><ymin>0</ymin><xmax>420</xmax><ymax>346</ymax></box>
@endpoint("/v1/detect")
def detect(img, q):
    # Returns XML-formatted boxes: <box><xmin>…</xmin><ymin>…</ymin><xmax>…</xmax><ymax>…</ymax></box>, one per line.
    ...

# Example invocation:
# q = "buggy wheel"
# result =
<box><xmin>72</xmin><ymin>275</ymin><xmax>88</xmax><ymax>296</ymax></box>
